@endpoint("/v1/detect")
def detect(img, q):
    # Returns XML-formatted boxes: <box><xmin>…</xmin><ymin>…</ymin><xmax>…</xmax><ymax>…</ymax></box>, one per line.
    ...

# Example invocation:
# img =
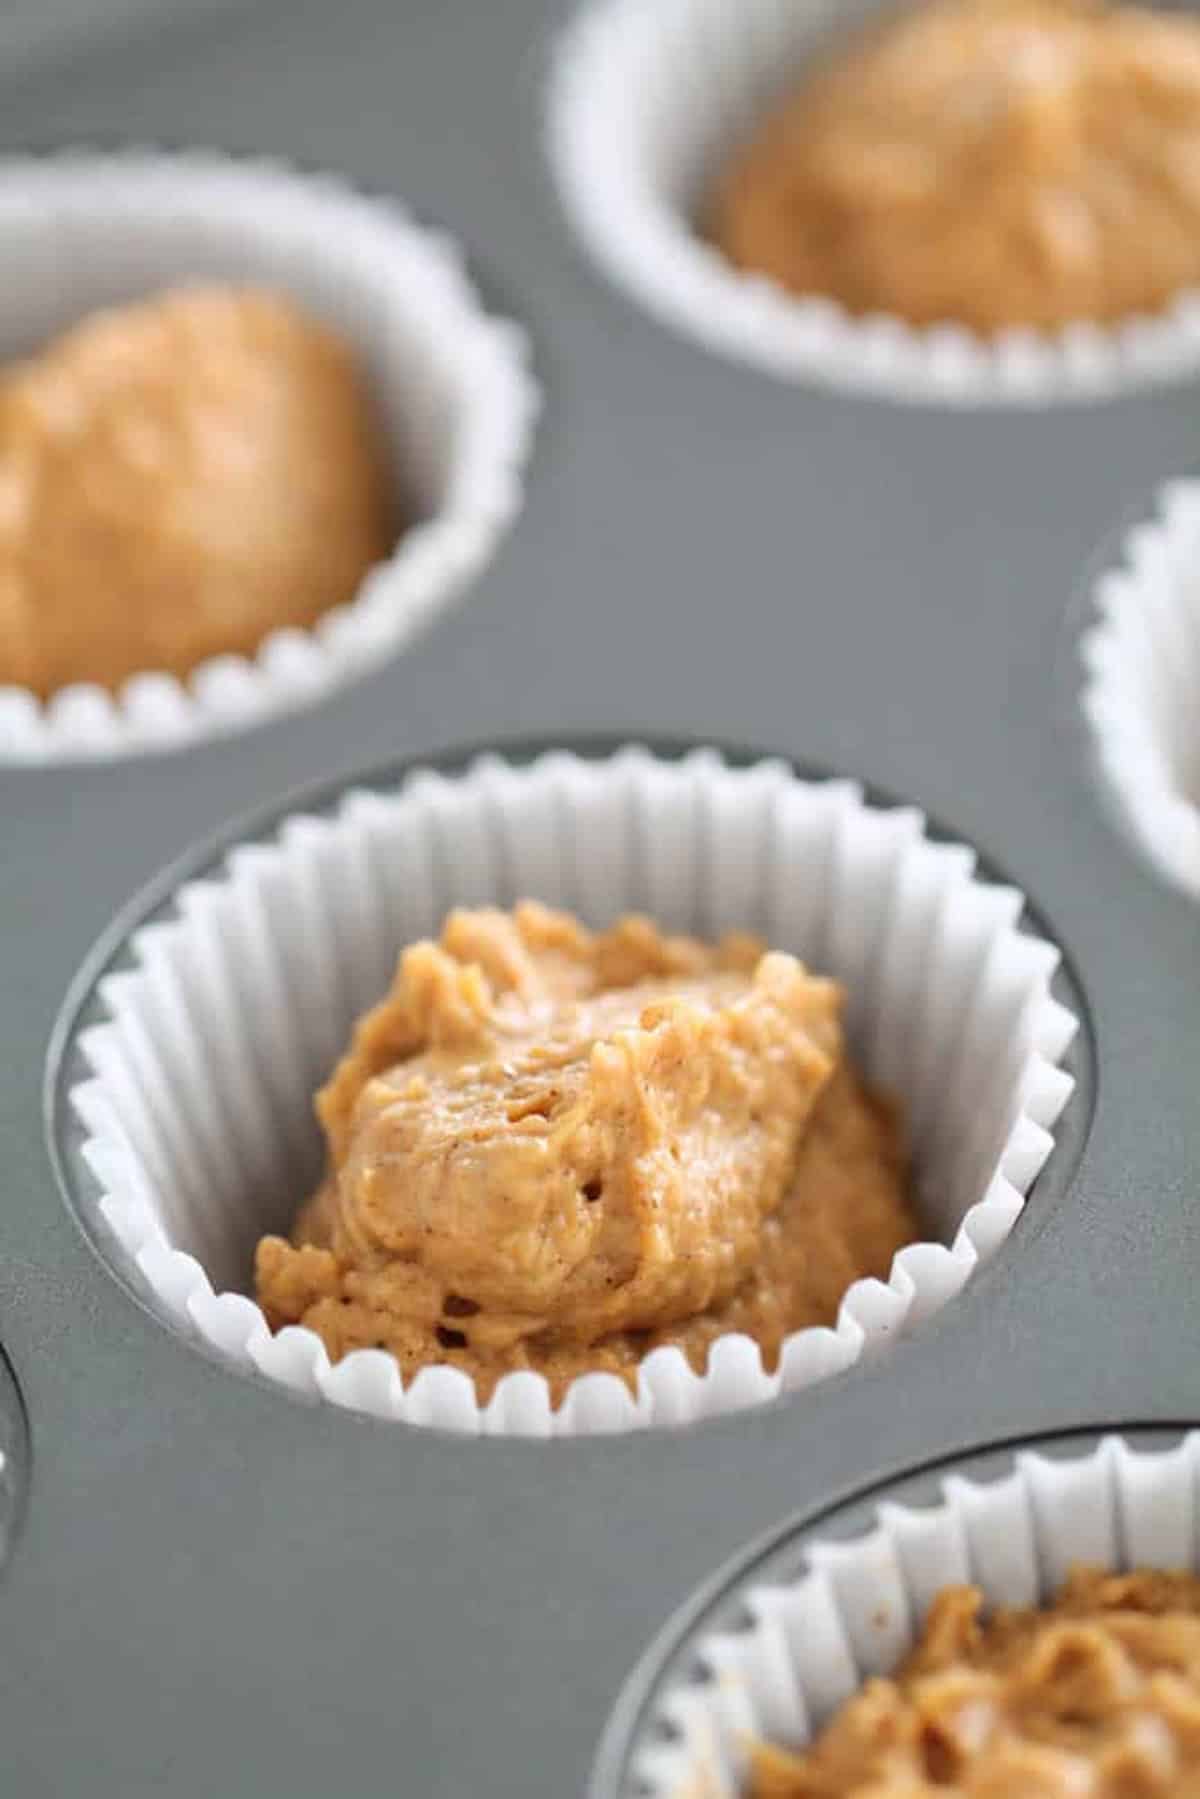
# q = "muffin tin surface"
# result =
<box><xmin>0</xmin><ymin>0</ymin><xmax>1198</xmax><ymax>1793</ymax></box>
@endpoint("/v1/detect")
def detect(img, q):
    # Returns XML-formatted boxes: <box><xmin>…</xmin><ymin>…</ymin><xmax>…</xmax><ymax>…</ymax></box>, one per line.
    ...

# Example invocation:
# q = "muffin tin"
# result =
<box><xmin>0</xmin><ymin>0</ymin><xmax>1198</xmax><ymax>1793</ymax></box>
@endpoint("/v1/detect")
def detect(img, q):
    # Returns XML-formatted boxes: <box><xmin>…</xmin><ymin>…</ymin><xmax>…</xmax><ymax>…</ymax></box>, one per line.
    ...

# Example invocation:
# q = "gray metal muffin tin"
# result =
<box><xmin>0</xmin><ymin>2</ymin><xmax>1198</xmax><ymax>1794</ymax></box>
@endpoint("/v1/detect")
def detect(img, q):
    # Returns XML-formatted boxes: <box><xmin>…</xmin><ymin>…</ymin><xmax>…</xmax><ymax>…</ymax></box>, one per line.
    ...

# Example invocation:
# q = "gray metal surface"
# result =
<box><xmin>0</xmin><ymin>2</ymin><xmax>1196</xmax><ymax>1795</ymax></box>
<box><xmin>0</xmin><ymin>0</ymin><xmax>241</xmax><ymax>81</ymax></box>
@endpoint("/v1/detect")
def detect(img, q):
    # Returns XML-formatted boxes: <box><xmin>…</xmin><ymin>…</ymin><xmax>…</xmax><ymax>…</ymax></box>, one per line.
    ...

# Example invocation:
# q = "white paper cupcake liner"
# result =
<box><xmin>1080</xmin><ymin>479</ymin><xmax>1200</xmax><ymax>901</ymax></box>
<box><xmin>62</xmin><ymin>746</ymin><xmax>1077</xmax><ymax>1437</ymax></box>
<box><xmin>0</xmin><ymin>150</ymin><xmax>538</xmax><ymax>763</ymax></box>
<box><xmin>548</xmin><ymin>0</ymin><xmax>1200</xmax><ymax>406</ymax></box>
<box><xmin>619</xmin><ymin>1431</ymin><xmax>1200</xmax><ymax>1798</ymax></box>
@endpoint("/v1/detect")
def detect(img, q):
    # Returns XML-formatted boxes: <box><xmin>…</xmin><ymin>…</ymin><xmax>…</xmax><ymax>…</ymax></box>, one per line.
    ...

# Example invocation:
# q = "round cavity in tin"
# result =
<box><xmin>47</xmin><ymin>740</ymin><xmax>1090</xmax><ymax>1439</ymax></box>
<box><xmin>548</xmin><ymin>0</ymin><xmax>1200</xmax><ymax>405</ymax></box>
<box><xmin>0</xmin><ymin>1351</ymin><xmax>29</xmax><ymax>1581</ymax></box>
<box><xmin>594</xmin><ymin>1424</ymin><xmax>1198</xmax><ymax>1797</ymax></box>
<box><xmin>0</xmin><ymin>149</ymin><xmax>538</xmax><ymax>764</ymax></box>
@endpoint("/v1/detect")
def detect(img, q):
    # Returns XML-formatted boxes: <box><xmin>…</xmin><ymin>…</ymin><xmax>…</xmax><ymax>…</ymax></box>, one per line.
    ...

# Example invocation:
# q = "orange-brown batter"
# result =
<box><xmin>753</xmin><ymin>1566</ymin><xmax>1200</xmax><ymax>1796</ymax></box>
<box><xmin>709</xmin><ymin>0</ymin><xmax>1200</xmax><ymax>335</ymax></box>
<box><xmin>255</xmin><ymin>903</ymin><xmax>915</xmax><ymax>1404</ymax></box>
<box><xmin>0</xmin><ymin>284</ymin><xmax>394</xmax><ymax>696</ymax></box>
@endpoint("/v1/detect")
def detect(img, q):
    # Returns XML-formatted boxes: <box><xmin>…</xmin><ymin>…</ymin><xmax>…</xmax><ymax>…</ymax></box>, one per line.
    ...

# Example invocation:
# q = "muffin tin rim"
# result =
<box><xmin>0</xmin><ymin>1349</ymin><xmax>30</xmax><ymax>1591</ymax></box>
<box><xmin>589</xmin><ymin>1419</ymin><xmax>1200</xmax><ymax>1798</ymax></box>
<box><xmin>44</xmin><ymin>730</ymin><xmax>1097</xmax><ymax>1441</ymax></box>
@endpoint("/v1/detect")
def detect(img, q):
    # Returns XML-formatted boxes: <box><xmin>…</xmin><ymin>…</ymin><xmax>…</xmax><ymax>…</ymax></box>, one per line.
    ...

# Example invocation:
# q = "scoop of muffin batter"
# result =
<box><xmin>752</xmin><ymin>1566</ymin><xmax>1200</xmax><ymax>1796</ymax></box>
<box><xmin>256</xmin><ymin>903</ymin><xmax>916</xmax><ymax>1403</ymax></box>
<box><xmin>709</xmin><ymin>0</ymin><xmax>1200</xmax><ymax>335</ymax></box>
<box><xmin>0</xmin><ymin>284</ymin><xmax>394</xmax><ymax>696</ymax></box>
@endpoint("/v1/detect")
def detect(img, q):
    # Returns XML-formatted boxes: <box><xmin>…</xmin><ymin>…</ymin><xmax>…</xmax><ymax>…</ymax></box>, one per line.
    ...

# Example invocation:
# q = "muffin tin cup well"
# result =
<box><xmin>54</xmin><ymin>744</ymin><xmax>1077</xmax><ymax>1439</ymax></box>
<box><xmin>0</xmin><ymin>149</ymin><xmax>539</xmax><ymax>763</ymax></box>
<box><xmin>548</xmin><ymin>0</ymin><xmax>1200</xmax><ymax>406</ymax></box>
<box><xmin>601</xmin><ymin>1427</ymin><xmax>1200</xmax><ymax>1798</ymax></box>
<box><xmin>0</xmin><ymin>1351</ymin><xmax>28</xmax><ymax>1585</ymax></box>
<box><xmin>1079</xmin><ymin>477</ymin><xmax>1200</xmax><ymax>902</ymax></box>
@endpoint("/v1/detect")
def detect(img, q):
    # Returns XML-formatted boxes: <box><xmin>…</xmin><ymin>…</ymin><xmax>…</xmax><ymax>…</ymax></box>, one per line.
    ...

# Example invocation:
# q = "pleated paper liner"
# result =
<box><xmin>611</xmin><ymin>1431</ymin><xmax>1200</xmax><ymax>1798</ymax></box>
<box><xmin>0</xmin><ymin>150</ymin><xmax>538</xmax><ymax>762</ymax></box>
<box><xmin>548</xmin><ymin>0</ymin><xmax>1200</xmax><ymax>405</ymax></box>
<box><xmin>62</xmin><ymin>746</ymin><xmax>1077</xmax><ymax>1436</ymax></box>
<box><xmin>1080</xmin><ymin>477</ymin><xmax>1200</xmax><ymax>902</ymax></box>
